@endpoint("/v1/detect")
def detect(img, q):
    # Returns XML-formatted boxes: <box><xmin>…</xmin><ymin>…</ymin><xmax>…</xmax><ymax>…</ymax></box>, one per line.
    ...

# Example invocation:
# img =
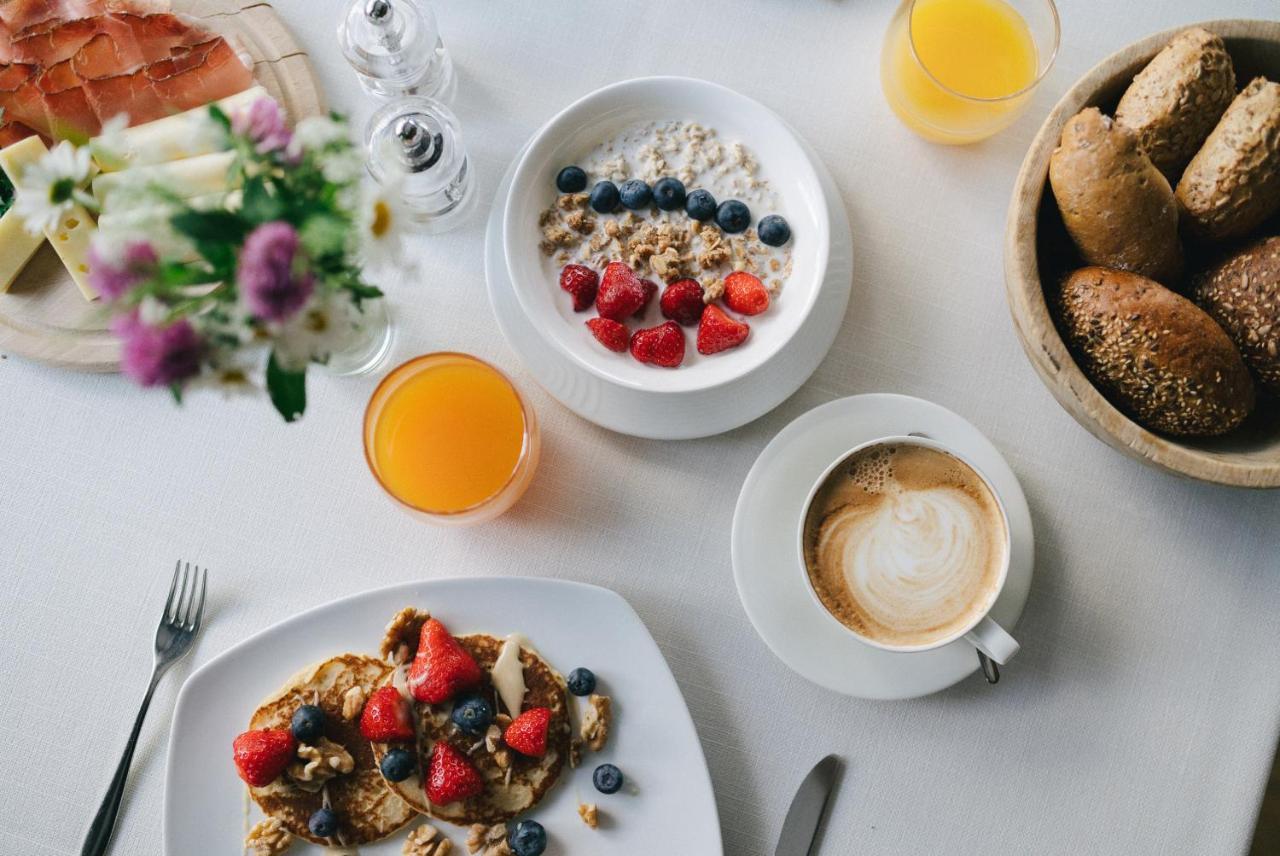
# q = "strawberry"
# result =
<box><xmin>503</xmin><ymin>707</ymin><xmax>552</xmax><ymax>757</ymax></box>
<box><xmin>596</xmin><ymin>262</ymin><xmax>647</xmax><ymax>321</ymax></box>
<box><xmin>697</xmin><ymin>304</ymin><xmax>750</xmax><ymax>355</ymax></box>
<box><xmin>360</xmin><ymin>686</ymin><xmax>415</xmax><ymax>742</ymax></box>
<box><xmin>723</xmin><ymin>271</ymin><xmax>770</xmax><ymax>316</ymax></box>
<box><xmin>407</xmin><ymin>619</ymin><xmax>483</xmax><ymax>704</ymax></box>
<box><xmin>232</xmin><ymin>729</ymin><xmax>297</xmax><ymax>787</ymax></box>
<box><xmin>559</xmin><ymin>264</ymin><xmax>599</xmax><ymax>312</ymax></box>
<box><xmin>586</xmin><ymin>317</ymin><xmax>629</xmax><ymax>353</ymax></box>
<box><xmin>660</xmin><ymin>278</ymin><xmax>706</xmax><ymax>326</ymax></box>
<box><xmin>636</xmin><ymin>278</ymin><xmax>659</xmax><ymax>316</ymax></box>
<box><xmin>629</xmin><ymin>321</ymin><xmax>686</xmax><ymax>368</ymax></box>
<box><xmin>426</xmin><ymin>741</ymin><xmax>485</xmax><ymax>805</ymax></box>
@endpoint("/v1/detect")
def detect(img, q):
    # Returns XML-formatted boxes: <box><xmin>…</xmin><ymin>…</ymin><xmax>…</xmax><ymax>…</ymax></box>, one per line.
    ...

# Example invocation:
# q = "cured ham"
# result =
<box><xmin>0</xmin><ymin>0</ymin><xmax>254</xmax><ymax>144</ymax></box>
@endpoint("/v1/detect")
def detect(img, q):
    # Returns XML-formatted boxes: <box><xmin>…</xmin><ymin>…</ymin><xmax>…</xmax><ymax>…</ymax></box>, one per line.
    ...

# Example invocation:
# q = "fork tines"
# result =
<box><xmin>163</xmin><ymin>560</ymin><xmax>207</xmax><ymax>633</ymax></box>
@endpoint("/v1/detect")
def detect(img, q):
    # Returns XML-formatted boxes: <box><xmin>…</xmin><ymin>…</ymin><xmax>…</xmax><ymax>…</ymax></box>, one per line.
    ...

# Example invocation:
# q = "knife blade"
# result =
<box><xmin>774</xmin><ymin>754</ymin><xmax>840</xmax><ymax>856</ymax></box>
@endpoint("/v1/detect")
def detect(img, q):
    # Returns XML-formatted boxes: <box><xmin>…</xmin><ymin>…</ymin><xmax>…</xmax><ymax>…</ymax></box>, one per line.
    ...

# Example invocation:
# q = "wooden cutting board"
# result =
<box><xmin>0</xmin><ymin>0</ymin><xmax>325</xmax><ymax>372</ymax></box>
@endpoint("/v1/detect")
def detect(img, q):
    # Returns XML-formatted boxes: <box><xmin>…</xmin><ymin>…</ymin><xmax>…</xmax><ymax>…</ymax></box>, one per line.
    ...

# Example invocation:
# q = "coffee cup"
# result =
<box><xmin>797</xmin><ymin>434</ymin><xmax>1020</xmax><ymax>665</ymax></box>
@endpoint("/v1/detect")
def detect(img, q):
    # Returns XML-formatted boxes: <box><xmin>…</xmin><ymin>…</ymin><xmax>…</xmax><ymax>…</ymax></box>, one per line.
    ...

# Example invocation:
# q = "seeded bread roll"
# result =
<box><xmin>1176</xmin><ymin>77</ymin><xmax>1280</xmax><ymax>243</ymax></box>
<box><xmin>1057</xmin><ymin>266</ymin><xmax>1255</xmax><ymax>436</ymax></box>
<box><xmin>1195</xmin><ymin>236</ymin><xmax>1280</xmax><ymax>395</ymax></box>
<box><xmin>1115</xmin><ymin>27</ymin><xmax>1236</xmax><ymax>180</ymax></box>
<box><xmin>1049</xmin><ymin>108</ymin><xmax>1183</xmax><ymax>284</ymax></box>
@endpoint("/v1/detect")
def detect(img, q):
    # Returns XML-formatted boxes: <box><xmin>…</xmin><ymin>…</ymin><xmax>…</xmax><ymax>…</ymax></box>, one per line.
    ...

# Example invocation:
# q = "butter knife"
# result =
<box><xmin>774</xmin><ymin>755</ymin><xmax>840</xmax><ymax>856</ymax></box>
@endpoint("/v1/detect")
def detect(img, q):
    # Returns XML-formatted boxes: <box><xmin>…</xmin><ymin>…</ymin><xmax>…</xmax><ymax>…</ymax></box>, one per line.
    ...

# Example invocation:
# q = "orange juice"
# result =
<box><xmin>880</xmin><ymin>0</ymin><xmax>1049</xmax><ymax>144</ymax></box>
<box><xmin>364</xmin><ymin>353</ymin><xmax>538</xmax><ymax>521</ymax></box>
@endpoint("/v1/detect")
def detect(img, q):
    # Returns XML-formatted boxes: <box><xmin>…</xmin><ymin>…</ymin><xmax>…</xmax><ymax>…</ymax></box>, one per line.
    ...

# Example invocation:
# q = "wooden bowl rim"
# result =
<box><xmin>1004</xmin><ymin>18</ymin><xmax>1280</xmax><ymax>488</ymax></box>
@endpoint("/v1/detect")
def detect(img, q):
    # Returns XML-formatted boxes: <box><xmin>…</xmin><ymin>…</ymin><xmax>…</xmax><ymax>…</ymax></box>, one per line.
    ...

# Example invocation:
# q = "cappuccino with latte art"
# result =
<box><xmin>802</xmin><ymin>442</ymin><xmax>1008</xmax><ymax>648</ymax></box>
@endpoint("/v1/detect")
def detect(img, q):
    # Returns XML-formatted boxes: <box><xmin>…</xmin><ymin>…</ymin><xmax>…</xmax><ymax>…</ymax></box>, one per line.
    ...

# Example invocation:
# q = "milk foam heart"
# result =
<box><xmin>803</xmin><ymin>443</ymin><xmax>1007</xmax><ymax>647</ymax></box>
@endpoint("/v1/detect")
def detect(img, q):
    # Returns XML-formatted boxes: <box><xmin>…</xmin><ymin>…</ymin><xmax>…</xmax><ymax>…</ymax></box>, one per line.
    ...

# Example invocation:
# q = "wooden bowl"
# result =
<box><xmin>1005</xmin><ymin>19</ymin><xmax>1280</xmax><ymax>488</ymax></box>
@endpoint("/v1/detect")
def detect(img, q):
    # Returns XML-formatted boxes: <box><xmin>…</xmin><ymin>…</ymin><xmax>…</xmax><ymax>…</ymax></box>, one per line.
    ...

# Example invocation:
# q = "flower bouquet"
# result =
<box><xmin>12</xmin><ymin>98</ymin><xmax>408</xmax><ymax>421</ymax></box>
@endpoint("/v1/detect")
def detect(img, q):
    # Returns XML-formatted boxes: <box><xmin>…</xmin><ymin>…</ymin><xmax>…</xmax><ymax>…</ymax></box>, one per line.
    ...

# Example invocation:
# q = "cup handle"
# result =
<box><xmin>964</xmin><ymin>616</ymin><xmax>1019</xmax><ymax>665</ymax></box>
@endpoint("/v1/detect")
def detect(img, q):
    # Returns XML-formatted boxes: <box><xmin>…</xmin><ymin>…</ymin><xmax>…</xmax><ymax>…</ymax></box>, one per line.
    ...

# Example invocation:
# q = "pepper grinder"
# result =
<box><xmin>366</xmin><ymin>97</ymin><xmax>474</xmax><ymax>234</ymax></box>
<box><xmin>338</xmin><ymin>0</ymin><xmax>456</xmax><ymax>102</ymax></box>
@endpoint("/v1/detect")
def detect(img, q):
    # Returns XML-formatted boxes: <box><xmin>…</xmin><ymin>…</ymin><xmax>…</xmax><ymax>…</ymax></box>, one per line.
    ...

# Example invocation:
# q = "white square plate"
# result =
<box><xmin>163</xmin><ymin>577</ymin><xmax>723</xmax><ymax>854</ymax></box>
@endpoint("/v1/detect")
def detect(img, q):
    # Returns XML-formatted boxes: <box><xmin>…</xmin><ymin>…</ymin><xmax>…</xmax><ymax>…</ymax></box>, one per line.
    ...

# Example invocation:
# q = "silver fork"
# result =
<box><xmin>81</xmin><ymin>561</ymin><xmax>208</xmax><ymax>856</ymax></box>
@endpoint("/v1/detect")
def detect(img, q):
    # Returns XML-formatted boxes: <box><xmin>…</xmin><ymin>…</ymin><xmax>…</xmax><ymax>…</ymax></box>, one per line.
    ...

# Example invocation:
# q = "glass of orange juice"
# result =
<box><xmin>880</xmin><ymin>0</ymin><xmax>1059</xmax><ymax>144</ymax></box>
<box><xmin>363</xmin><ymin>353</ymin><xmax>540</xmax><ymax>525</ymax></box>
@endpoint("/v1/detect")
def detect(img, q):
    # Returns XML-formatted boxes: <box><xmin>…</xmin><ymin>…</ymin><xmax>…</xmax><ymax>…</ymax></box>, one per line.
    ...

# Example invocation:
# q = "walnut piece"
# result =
<box><xmin>581</xmin><ymin>694</ymin><xmax>612</xmax><ymax>752</ymax></box>
<box><xmin>287</xmin><ymin>737</ymin><xmax>355</xmax><ymax>792</ymax></box>
<box><xmin>382</xmin><ymin>607</ymin><xmax>430</xmax><ymax>662</ymax></box>
<box><xmin>245</xmin><ymin>818</ymin><xmax>294</xmax><ymax>855</ymax></box>
<box><xmin>483</xmin><ymin>724</ymin><xmax>503</xmax><ymax>754</ymax></box>
<box><xmin>404</xmin><ymin>823</ymin><xmax>453</xmax><ymax>856</ymax></box>
<box><xmin>649</xmin><ymin>246</ymin><xmax>683</xmax><ymax>281</ymax></box>
<box><xmin>466</xmin><ymin>823</ymin><xmax>511</xmax><ymax>855</ymax></box>
<box><xmin>578</xmin><ymin>802</ymin><xmax>599</xmax><ymax>829</ymax></box>
<box><xmin>341</xmin><ymin>685</ymin><xmax>367</xmax><ymax>721</ymax></box>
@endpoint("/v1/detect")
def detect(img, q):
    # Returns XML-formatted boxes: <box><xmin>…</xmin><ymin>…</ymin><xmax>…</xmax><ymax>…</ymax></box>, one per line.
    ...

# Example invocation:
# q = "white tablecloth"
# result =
<box><xmin>3</xmin><ymin>1</ymin><xmax>1279</xmax><ymax>854</ymax></box>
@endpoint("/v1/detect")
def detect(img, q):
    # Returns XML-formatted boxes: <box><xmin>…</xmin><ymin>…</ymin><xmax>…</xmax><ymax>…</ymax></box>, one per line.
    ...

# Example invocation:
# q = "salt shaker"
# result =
<box><xmin>366</xmin><ymin>97</ymin><xmax>473</xmax><ymax>234</ymax></box>
<box><xmin>338</xmin><ymin>0</ymin><xmax>456</xmax><ymax>102</ymax></box>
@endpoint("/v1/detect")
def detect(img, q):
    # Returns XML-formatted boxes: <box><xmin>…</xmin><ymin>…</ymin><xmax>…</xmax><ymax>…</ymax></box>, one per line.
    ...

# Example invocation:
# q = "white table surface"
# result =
<box><xmin>2</xmin><ymin>1</ymin><xmax>1279</xmax><ymax>854</ymax></box>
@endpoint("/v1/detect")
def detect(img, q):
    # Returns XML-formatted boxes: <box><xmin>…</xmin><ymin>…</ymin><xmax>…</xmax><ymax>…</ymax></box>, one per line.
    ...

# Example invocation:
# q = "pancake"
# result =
<box><xmin>372</xmin><ymin>625</ymin><xmax>573</xmax><ymax>827</ymax></box>
<box><xmin>247</xmin><ymin>654</ymin><xmax>415</xmax><ymax>847</ymax></box>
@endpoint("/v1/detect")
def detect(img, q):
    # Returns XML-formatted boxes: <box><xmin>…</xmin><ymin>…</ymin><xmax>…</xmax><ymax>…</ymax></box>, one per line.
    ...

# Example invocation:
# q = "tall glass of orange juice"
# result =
<box><xmin>364</xmin><ymin>353</ymin><xmax>540</xmax><ymax>525</ymax></box>
<box><xmin>880</xmin><ymin>0</ymin><xmax>1059</xmax><ymax>144</ymax></box>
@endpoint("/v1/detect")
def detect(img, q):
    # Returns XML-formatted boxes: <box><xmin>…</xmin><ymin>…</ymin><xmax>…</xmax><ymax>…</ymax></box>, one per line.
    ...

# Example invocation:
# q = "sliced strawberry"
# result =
<box><xmin>629</xmin><ymin>320</ymin><xmax>685</xmax><ymax>368</ymax></box>
<box><xmin>723</xmin><ymin>271</ymin><xmax>770</xmax><ymax>316</ymax></box>
<box><xmin>586</xmin><ymin>317</ymin><xmax>629</xmax><ymax>353</ymax></box>
<box><xmin>559</xmin><ymin>264</ymin><xmax>599</xmax><ymax>311</ymax></box>
<box><xmin>426</xmin><ymin>740</ymin><xmax>485</xmax><ymax>805</ymax></box>
<box><xmin>697</xmin><ymin>304</ymin><xmax>750</xmax><ymax>355</ymax></box>
<box><xmin>360</xmin><ymin>686</ymin><xmax>415</xmax><ymax>742</ymax></box>
<box><xmin>504</xmin><ymin>707</ymin><xmax>552</xmax><ymax>757</ymax></box>
<box><xmin>596</xmin><ymin>261</ymin><xmax>647</xmax><ymax>321</ymax></box>
<box><xmin>407</xmin><ymin>619</ymin><xmax>483</xmax><ymax>704</ymax></box>
<box><xmin>232</xmin><ymin>728</ymin><xmax>297</xmax><ymax>787</ymax></box>
<box><xmin>660</xmin><ymin>278</ymin><xmax>706</xmax><ymax>326</ymax></box>
<box><xmin>636</xmin><ymin>278</ymin><xmax>659</xmax><ymax>316</ymax></box>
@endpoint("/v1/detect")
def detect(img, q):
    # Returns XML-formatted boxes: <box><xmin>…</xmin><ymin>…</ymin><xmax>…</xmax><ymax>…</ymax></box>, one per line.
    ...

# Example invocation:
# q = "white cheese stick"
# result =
<box><xmin>0</xmin><ymin>208</ymin><xmax>45</xmax><ymax>292</ymax></box>
<box><xmin>91</xmin><ymin>86</ymin><xmax>270</xmax><ymax>173</ymax></box>
<box><xmin>93</xmin><ymin>150</ymin><xmax>237</xmax><ymax>210</ymax></box>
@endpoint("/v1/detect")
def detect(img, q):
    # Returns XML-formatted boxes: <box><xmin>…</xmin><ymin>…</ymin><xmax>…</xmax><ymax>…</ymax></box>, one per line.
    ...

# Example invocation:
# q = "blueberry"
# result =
<box><xmin>508</xmin><ymin>819</ymin><xmax>547</xmax><ymax>856</ymax></box>
<box><xmin>685</xmin><ymin>188</ymin><xmax>717</xmax><ymax>221</ymax></box>
<box><xmin>556</xmin><ymin>165</ymin><xmax>588</xmax><ymax>193</ymax></box>
<box><xmin>619</xmin><ymin>179</ymin><xmax>653</xmax><ymax>210</ymax></box>
<box><xmin>652</xmin><ymin>177</ymin><xmax>686</xmax><ymax>211</ymax></box>
<box><xmin>380</xmin><ymin>747</ymin><xmax>415</xmax><ymax>783</ymax></box>
<box><xmin>566</xmin><ymin>667</ymin><xmax>597</xmax><ymax>697</ymax></box>
<box><xmin>715</xmin><ymin>199</ymin><xmax>751</xmax><ymax>233</ymax></box>
<box><xmin>589</xmin><ymin>180</ymin><xmax>620</xmax><ymax>213</ymax></box>
<box><xmin>593</xmin><ymin>762</ymin><xmax>624</xmax><ymax>794</ymax></box>
<box><xmin>308</xmin><ymin>807</ymin><xmax>339</xmax><ymax>838</ymax></box>
<box><xmin>451</xmin><ymin>695</ymin><xmax>494</xmax><ymax>735</ymax></box>
<box><xmin>290</xmin><ymin>704</ymin><xmax>326</xmax><ymax>743</ymax></box>
<box><xmin>758</xmin><ymin>215</ymin><xmax>792</xmax><ymax>247</ymax></box>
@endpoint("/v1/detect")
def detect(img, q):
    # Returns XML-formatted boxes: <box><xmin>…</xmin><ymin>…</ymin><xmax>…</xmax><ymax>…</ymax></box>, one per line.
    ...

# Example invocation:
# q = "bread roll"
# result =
<box><xmin>1049</xmin><ymin>108</ymin><xmax>1183</xmax><ymax>284</ymax></box>
<box><xmin>1057</xmin><ymin>266</ymin><xmax>1254</xmax><ymax>436</ymax></box>
<box><xmin>1195</xmin><ymin>236</ymin><xmax>1280</xmax><ymax>395</ymax></box>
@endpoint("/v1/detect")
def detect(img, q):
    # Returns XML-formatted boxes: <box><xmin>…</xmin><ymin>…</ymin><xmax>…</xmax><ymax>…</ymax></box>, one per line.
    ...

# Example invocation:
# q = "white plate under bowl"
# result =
<box><xmin>485</xmin><ymin>122</ymin><xmax>852</xmax><ymax>440</ymax></box>
<box><xmin>731</xmin><ymin>395</ymin><xmax>1034</xmax><ymax>700</ymax></box>
<box><xmin>163</xmin><ymin>578</ymin><xmax>723</xmax><ymax>854</ymax></box>
<box><xmin>502</xmin><ymin>76</ymin><xmax>830</xmax><ymax>394</ymax></box>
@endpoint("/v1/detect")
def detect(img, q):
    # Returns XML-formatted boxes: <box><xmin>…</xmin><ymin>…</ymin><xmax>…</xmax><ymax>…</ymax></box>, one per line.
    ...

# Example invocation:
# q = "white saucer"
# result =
<box><xmin>731</xmin><ymin>394</ymin><xmax>1034</xmax><ymax>700</ymax></box>
<box><xmin>484</xmin><ymin>118</ymin><xmax>853</xmax><ymax>439</ymax></box>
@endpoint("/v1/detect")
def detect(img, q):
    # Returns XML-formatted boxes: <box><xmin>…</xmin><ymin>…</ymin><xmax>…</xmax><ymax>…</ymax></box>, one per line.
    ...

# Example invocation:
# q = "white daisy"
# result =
<box><xmin>88</xmin><ymin>113</ymin><xmax>131</xmax><ymax>172</ymax></box>
<box><xmin>12</xmin><ymin>141</ymin><xmax>95</xmax><ymax>235</ymax></box>
<box><xmin>355</xmin><ymin>180</ymin><xmax>412</xmax><ymax>270</ymax></box>
<box><xmin>272</xmin><ymin>289</ymin><xmax>364</xmax><ymax>372</ymax></box>
<box><xmin>288</xmin><ymin>115</ymin><xmax>363</xmax><ymax>184</ymax></box>
<box><xmin>289</xmin><ymin>115</ymin><xmax>347</xmax><ymax>155</ymax></box>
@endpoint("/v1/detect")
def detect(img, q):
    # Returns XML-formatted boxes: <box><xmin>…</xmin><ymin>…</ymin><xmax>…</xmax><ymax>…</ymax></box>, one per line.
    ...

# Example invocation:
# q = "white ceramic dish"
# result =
<box><xmin>163</xmin><ymin>577</ymin><xmax>723</xmax><ymax>854</ymax></box>
<box><xmin>502</xmin><ymin>76</ymin><xmax>830</xmax><ymax>394</ymax></box>
<box><xmin>486</xmin><ymin>121</ymin><xmax>852</xmax><ymax>440</ymax></box>
<box><xmin>731</xmin><ymin>394</ymin><xmax>1034</xmax><ymax>699</ymax></box>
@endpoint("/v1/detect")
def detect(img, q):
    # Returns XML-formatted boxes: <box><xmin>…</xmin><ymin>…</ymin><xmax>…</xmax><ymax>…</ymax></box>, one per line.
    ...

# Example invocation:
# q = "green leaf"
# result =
<box><xmin>298</xmin><ymin>213</ymin><xmax>348</xmax><ymax>258</ymax></box>
<box><xmin>171</xmin><ymin>209</ymin><xmax>250</xmax><ymax>245</ymax></box>
<box><xmin>208</xmin><ymin>104</ymin><xmax>232</xmax><ymax>131</ymax></box>
<box><xmin>240</xmin><ymin>176</ymin><xmax>285</xmax><ymax>224</ymax></box>
<box><xmin>344</xmin><ymin>282</ymin><xmax>384</xmax><ymax>309</ymax></box>
<box><xmin>266</xmin><ymin>351</ymin><xmax>307</xmax><ymax>423</ymax></box>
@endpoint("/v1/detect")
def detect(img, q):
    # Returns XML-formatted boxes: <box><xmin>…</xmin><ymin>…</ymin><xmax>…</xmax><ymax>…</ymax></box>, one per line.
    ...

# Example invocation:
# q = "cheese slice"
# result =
<box><xmin>0</xmin><ymin>208</ymin><xmax>45</xmax><ymax>292</ymax></box>
<box><xmin>93</xmin><ymin>150</ymin><xmax>237</xmax><ymax>211</ymax></box>
<box><xmin>0</xmin><ymin>137</ymin><xmax>97</xmax><ymax>301</ymax></box>
<box><xmin>91</xmin><ymin>86</ymin><xmax>270</xmax><ymax>173</ymax></box>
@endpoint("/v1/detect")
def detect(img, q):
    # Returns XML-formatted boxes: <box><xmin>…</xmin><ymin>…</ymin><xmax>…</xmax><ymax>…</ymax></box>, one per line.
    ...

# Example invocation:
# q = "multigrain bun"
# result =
<box><xmin>1049</xmin><ymin>108</ymin><xmax>1183</xmax><ymax>284</ymax></box>
<box><xmin>1115</xmin><ymin>27</ymin><xmax>1236</xmax><ymax>180</ymax></box>
<box><xmin>1195</xmin><ymin>236</ymin><xmax>1280</xmax><ymax>395</ymax></box>
<box><xmin>1176</xmin><ymin>77</ymin><xmax>1280</xmax><ymax>243</ymax></box>
<box><xmin>1057</xmin><ymin>266</ymin><xmax>1255</xmax><ymax>436</ymax></box>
